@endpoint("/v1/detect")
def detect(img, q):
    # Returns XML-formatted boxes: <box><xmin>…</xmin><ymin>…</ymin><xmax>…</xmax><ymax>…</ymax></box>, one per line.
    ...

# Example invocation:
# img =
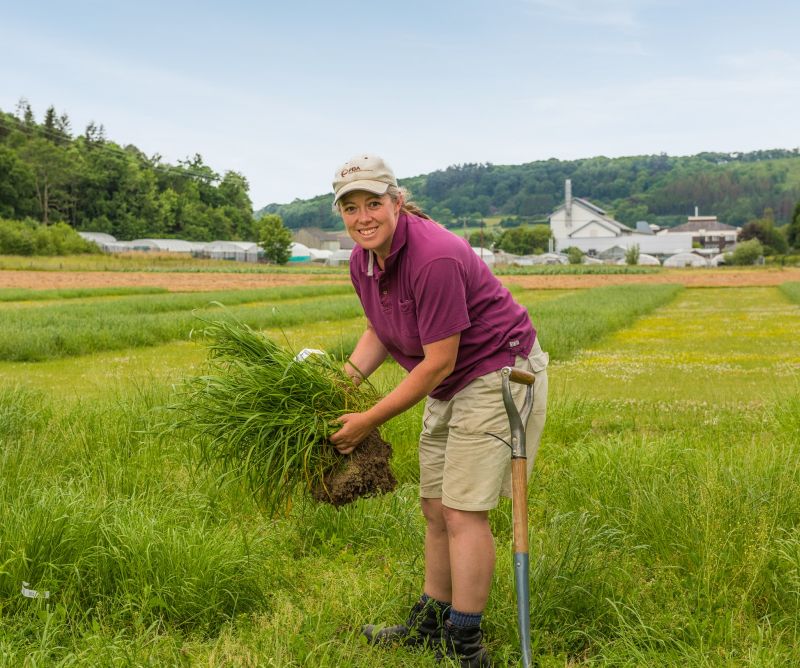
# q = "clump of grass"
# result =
<box><xmin>173</xmin><ymin>318</ymin><xmax>381</xmax><ymax>513</ymax></box>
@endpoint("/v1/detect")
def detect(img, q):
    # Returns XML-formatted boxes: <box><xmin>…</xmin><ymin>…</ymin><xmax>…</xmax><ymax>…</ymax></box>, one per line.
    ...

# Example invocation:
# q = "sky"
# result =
<box><xmin>3</xmin><ymin>1</ymin><xmax>799</xmax><ymax>209</ymax></box>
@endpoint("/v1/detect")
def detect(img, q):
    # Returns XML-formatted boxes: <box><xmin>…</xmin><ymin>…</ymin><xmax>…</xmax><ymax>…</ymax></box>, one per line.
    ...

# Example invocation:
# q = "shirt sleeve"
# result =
<box><xmin>349</xmin><ymin>259</ymin><xmax>362</xmax><ymax>299</ymax></box>
<box><xmin>413</xmin><ymin>258</ymin><xmax>471</xmax><ymax>345</ymax></box>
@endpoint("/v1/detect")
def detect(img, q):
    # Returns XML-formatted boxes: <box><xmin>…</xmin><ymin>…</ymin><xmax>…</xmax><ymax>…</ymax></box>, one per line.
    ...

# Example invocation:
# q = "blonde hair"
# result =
<box><xmin>386</xmin><ymin>185</ymin><xmax>431</xmax><ymax>220</ymax></box>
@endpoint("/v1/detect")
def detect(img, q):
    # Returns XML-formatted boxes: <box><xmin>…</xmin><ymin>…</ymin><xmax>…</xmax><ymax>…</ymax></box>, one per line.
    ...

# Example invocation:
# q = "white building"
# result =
<box><xmin>549</xmin><ymin>180</ymin><xmax>693</xmax><ymax>257</ymax></box>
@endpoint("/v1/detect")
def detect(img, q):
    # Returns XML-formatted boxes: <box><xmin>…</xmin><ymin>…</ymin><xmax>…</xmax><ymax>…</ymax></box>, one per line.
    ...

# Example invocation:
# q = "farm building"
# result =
<box><xmin>327</xmin><ymin>249</ymin><xmax>353</xmax><ymax>266</ymax></box>
<box><xmin>308</xmin><ymin>248</ymin><xmax>332</xmax><ymax>263</ymax></box>
<box><xmin>661</xmin><ymin>211</ymin><xmax>739</xmax><ymax>251</ymax></box>
<box><xmin>293</xmin><ymin>228</ymin><xmax>354</xmax><ymax>252</ymax></box>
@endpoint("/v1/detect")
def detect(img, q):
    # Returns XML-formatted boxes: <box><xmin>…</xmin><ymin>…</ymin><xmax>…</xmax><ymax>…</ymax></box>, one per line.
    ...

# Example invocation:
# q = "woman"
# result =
<box><xmin>329</xmin><ymin>154</ymin><xmax>548</xmax><ymax>668</ymax></box>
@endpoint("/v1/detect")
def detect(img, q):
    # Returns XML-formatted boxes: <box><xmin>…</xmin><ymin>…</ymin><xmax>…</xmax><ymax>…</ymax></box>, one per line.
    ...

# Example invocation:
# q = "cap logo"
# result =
<box><xmin>341</xmin><ymin>166</ymin><xmax>362</xmax><ymax>177</ymax></box>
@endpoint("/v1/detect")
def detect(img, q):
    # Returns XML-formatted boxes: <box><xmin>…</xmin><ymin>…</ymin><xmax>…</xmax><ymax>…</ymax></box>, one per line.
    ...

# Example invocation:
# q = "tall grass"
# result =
<box><xmin>3</xmin><ymin>283</ymin><xmax>799</xmax><ymax>665</ymax></box>
<box><xmin>2</xmin><ymin>385</ymin><xmax>800</xmax><ymax>665</ymax></box>
<box><xmin>0</xmin><ymin>386</ymin><xmax>274</xmax><ymax>640</ymax></box>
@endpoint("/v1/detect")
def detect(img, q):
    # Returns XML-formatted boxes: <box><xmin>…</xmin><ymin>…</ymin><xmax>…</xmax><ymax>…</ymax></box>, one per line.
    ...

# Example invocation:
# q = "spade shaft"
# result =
<box><xmin>500</xmin><ymin>366</ymin><xmax>535</xmax><ymax>668</ymax></box>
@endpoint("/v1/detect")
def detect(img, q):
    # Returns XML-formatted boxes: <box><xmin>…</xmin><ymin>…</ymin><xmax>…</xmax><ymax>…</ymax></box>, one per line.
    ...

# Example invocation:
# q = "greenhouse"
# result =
<box><xmin>126</xmin><ymin>239</ymin><xmax>206</xmax><ymax>253</ymax></box>
<box><xmin>470</xmin><ymin>247</ymin><xmax>496</xmax><ymax>266</ymax></box>
<box><xmin>663</xmin><ymin>252</ymin><xmax>709</xmax><ymax>268</ymax></box>
<box><xmin>200</xmin><ymin>241</ymin><xmax>262</xmax><ymax>262</ymax></box>
<box><xmin>289</xmin><ymin>242</ymin><xmax>312</xmax><ymax>262</ymax></box>
<box><xmin>615</xmin><ymin>253</ymin><xmax>661</xmax><ymax>266</ymax></box>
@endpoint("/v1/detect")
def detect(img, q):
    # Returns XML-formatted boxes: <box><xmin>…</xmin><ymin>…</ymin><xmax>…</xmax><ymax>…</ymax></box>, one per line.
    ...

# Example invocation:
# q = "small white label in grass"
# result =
<box><xmin>21</xmin><ymin>582</ymin><xmax>49</xmax><ymax>599</ymax></box>
<box><xmin>294</xmin><ymin>348</ymin><xmax>325</xmax><ymax>362</ymax></box>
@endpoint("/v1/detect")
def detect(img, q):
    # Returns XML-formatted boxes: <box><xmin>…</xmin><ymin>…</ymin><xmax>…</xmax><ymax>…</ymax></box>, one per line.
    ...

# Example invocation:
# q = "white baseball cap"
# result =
<box><xmin>332</xmin><ymin>154</ymin><xmax>398</xmax><ymax>204</ymax></box>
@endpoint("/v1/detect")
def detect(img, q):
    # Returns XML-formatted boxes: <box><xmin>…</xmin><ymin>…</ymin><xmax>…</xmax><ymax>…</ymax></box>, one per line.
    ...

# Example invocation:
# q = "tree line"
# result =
<box><xmin>2</xmin><ymin>99</ymin><xmax>798</xmax><ymax>257</ymax></box>
<box><xmin>0</xmin><ymin>99</ymin><xmax>256</xmax><ymax>242</ymax></box>
<box><xmin>261</xmin><ymin>150</ymin><xmax>800</xmax><ymax>235</ymax></box>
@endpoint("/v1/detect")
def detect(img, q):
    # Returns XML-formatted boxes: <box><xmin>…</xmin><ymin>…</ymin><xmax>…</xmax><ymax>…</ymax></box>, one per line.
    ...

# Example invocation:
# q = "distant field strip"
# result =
<box><xmin>0</xmin><ymin>254</ymin><xmax>349</xmax><ymax>273</ymax></box>
<box><xmin>554</xmin><ymin>286</ymin><xmax>800</xmax><ymax>402</ymax></box>
<box><xmin>0</xmin><ymin>284</ymin><xmax>681</xmax><ymax>365</ymax></box>
<box><xmin>0</xmin><ymin>286</ymin><xmax>169</xmax><ymax>301</ymax></box>
<box><xmin>0</xmin><ymin>285</ymin><xmax>358</xmax><ymax>362</ymax></box>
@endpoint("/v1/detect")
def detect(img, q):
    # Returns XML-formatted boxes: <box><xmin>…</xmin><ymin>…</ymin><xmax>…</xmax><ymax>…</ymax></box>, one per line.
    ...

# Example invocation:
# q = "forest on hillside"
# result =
<box><xmin>0</xmin><ymin>100</ymin><xmax>255</xmax><ymax>242</ymax></box>
<box><xmin>262</xmin><ymin>150</ymin><xmax>800</xmax><ymax>233</ymax></box>
<box><xmin>2</xmin><ymin>99</ymin><xmax>799</xmax><ymax>243</ymax></box>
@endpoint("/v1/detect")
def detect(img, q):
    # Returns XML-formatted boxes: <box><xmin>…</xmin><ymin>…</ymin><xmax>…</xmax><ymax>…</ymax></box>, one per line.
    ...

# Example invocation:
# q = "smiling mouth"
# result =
<box><xmin>358</xmin><ymin>227</ymin><xmax>378</xmax><ymax>238</ymax></box>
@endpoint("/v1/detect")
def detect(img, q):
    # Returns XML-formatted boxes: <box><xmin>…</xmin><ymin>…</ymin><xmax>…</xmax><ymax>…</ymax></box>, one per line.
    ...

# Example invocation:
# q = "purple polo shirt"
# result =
<box><xmin>349</xmin><ymin>212</ymin><xmax>535</xmax><ymax>400</ymax></box>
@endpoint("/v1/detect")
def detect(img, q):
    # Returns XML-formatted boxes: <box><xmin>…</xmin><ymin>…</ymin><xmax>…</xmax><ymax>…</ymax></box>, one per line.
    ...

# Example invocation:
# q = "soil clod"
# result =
<box><xmin>312</xmin><ymin>430</ymin><xmax>397</xmax><ymax>506</ymax></box>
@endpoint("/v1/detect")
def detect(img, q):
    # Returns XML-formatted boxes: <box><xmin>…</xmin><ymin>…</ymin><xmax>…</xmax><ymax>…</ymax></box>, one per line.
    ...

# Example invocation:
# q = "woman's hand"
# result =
<box><xmin>330</xmin><ymin>412</ymin><xmax>377</xmax><ymax>455</ymax></box>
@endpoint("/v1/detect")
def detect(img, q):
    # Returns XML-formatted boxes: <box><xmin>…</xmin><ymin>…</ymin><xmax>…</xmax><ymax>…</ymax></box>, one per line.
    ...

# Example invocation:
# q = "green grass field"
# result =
<box><xmin>0</xmin><ymin>281</ymin><xmax>798</xmax><ymax>666</ymax></box>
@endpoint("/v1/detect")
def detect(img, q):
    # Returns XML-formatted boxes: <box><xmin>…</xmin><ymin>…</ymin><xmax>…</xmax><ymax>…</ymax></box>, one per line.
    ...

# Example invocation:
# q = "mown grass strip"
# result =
<box><xmin>520</xmin><ymin>284</ymin><xmax>683</xmax><ymax>360</ymax></box>
<box><xmin>780</xmin><ymin>281</ymin><xmax>800</xmax><ymax>303</ymax></box>
<box><xmin>0</xmin><ymin>292</ymin><xmax>363</xmax><ymax>362</ymax></box>
<box><xmin>0</xmin><ymin>284</ymin><xmax>353</xmax><ymax>315</ymax></box>
<box><xmin>0</xmin><ymin>287</ymin><xmax>170</xmax><ymax>302</ymax></box>
<box><xmin>552</xmin><ymin>287</ymin><xmax>800</xmax><ymax>403</ymax></box>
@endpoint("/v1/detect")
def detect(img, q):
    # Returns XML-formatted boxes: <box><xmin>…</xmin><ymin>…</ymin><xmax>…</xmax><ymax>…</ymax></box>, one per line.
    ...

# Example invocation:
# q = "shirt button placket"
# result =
<box><xmin>380</xmin><ymin>282</ymin><xmax>389</xmax><ymax>310</ymax></box>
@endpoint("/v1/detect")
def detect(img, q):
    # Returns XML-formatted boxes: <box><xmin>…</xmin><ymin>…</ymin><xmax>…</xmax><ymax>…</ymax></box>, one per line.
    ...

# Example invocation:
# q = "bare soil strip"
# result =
<box><xmin>0</xmin><ymin>267</ymin><xmax>798</xmax><ymax>292</ymax></box>
<box><xmin>0</xmin><ymin>270</ymin><xmax>349</xmax><ymax>291</ymax></box>
<box><xmin>503</xmin><ymin>268</ymin><xmax>800</xmax><ymax>289</ymax></box>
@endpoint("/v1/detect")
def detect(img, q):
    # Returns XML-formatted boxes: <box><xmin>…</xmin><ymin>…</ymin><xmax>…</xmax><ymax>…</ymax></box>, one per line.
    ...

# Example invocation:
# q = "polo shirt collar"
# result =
<box><xmin>365</xmin><ymin>211</ymin><xmax>409</xmax><ymax>277</ymax></box>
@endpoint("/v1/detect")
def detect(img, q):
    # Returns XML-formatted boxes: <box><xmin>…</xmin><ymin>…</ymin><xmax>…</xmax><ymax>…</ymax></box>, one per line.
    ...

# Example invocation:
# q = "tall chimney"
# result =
<box><xmin>565</xmin><ymin>179</ymin><xmax>573</xmax><ymax>229</ymax></box>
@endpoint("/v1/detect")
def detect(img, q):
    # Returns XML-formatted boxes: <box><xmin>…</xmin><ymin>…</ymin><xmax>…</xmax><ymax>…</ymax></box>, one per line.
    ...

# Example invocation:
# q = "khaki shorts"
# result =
<box><xmin>418</xmin><ymin>337</ymin><xmax>549</xmax><ymax>511</ymax></box>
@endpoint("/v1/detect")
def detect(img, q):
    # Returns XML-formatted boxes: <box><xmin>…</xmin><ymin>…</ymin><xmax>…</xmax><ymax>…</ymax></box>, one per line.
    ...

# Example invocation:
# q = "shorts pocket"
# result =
<box><xmin>528</xmin><ymin>338</ymin><xmax>549</xmax><ymax>373</ymax></box>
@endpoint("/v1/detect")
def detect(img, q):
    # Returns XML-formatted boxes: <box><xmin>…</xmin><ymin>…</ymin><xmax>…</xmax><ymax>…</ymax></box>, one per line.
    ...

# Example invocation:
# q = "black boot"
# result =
<box><xmin>362</xmin><ymin>596</ymin><xmax>450</xmax><ymax>648</ymax></box>
<box><xmin>441</xmin><ymin>619</ymin><xmax>493</xmax><ymax>668</ymax></box>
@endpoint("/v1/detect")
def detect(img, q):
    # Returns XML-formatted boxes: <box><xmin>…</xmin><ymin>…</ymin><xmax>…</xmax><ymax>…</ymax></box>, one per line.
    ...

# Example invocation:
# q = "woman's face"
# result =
<box><xmin>339</xmin><ymin>191</ymin><xmax>402</xmax><ymax>260</ymax></box>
